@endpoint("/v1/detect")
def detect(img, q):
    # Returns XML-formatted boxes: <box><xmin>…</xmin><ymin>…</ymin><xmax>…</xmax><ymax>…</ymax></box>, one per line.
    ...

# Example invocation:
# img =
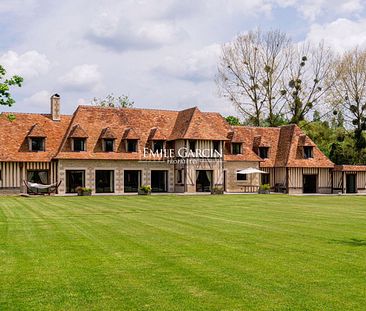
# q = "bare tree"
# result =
<box><xmin>330</xmin><ymin>47</ymin><xmax>366</xmax><ymax>158</ymax></box>
<box><xmin>217</xmin><ymin>29</ymin><xmax>291</xmax><ymax>126</ymax></box>
<box><xmin>281</xmin><ymin>41</ymin><xmax>335</xmax><ymax>124</ymax></box>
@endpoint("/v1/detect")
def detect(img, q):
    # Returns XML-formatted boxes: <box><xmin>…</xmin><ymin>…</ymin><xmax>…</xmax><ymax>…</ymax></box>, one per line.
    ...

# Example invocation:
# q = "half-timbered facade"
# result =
<box><xmin>1</xmin><ymin>94</ymin><xmax>365</xmax><ymax>195</ymax></box>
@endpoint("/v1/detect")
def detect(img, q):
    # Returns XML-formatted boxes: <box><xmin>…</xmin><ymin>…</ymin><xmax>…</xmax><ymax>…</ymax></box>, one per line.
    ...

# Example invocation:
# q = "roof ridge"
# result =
<box><xmin>284</xmin><ymin>125</ymin><xmax>296</xmax><ymax>167</ymax></box>
<box><xmin>78</xmin><ymin>105</ymin><xmax>184</xmax><ymax>113</ymax></box>
<box><xmin>54</xmin><ymin>106</ymin><xmax>82</xmax><ymax>156</ymax></box>
<box><xmin>181</xmin><ymin>107</ymin><xmax>199</xmax><ymax>138</ymax></box>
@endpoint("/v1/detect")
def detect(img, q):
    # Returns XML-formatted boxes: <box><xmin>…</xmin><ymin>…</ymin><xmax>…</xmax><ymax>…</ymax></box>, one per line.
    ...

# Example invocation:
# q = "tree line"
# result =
<box><xmin>217</xmin><ymin>29</ymin><xmax>366</xmax><ymax>164</ymax></box>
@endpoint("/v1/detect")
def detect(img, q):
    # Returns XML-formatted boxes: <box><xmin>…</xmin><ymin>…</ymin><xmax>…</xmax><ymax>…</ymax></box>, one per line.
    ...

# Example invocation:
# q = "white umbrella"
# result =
<box><xmin>237</xmin><ymin>167</ymin><xmax>268</xmax><ymax>174</ymax></box>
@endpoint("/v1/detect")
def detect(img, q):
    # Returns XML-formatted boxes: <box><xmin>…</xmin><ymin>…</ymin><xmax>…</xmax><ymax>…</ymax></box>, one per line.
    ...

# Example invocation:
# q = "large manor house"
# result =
<box><xmin>1</xmin><ymin>94</ymin><xmax>366</xmax><ymax>195</ymax></box>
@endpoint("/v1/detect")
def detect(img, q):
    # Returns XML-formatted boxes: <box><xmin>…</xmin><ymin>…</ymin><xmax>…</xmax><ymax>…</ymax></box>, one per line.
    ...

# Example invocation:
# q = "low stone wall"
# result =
<box><xmin>0</xmin><ymin>187</ymin><xmax>21</xmax><ymax>195</ymax></box>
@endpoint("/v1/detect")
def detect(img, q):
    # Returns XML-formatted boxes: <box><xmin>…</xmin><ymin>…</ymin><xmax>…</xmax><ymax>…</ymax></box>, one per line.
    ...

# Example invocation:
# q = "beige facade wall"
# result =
<box><xmin>224</xmin><ymin>161</ymin><xmax>260</xmax><ymax>193</ymax></box>
<box><xmin>288</xmin><ymin>168</ymin><xmax>332</xmax><ymax>194</ymax></box>
<box><xmin>184</xmin><ymin>159</ymin><xmax>224</xmax><ymax>193</ymax></box>
<box><xmin>0</xmin><ymin>161</ymin><xmax>57</xmax><ymax>193</ymax></box>
<box><xmin>58</xmin><ymin>159</ymin><xmax>175</xmax><ymax>195</ymax></box>
<box><xmin>261</xmin><ymin>167</ymin><xmax>287</xmax><ymax>190</ymax></box>
<box><xmin>333</xmin><ymin>171</ymin><xmax>366</xmax><ymax>193</ymax></box>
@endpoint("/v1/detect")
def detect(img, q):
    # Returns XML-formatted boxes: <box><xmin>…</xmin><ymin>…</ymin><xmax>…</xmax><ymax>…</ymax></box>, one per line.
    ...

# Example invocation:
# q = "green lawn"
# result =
<box><xmin>0</xmin><ymin>195</ymin><xmax>365</xmax><ymax>310</ymax></box>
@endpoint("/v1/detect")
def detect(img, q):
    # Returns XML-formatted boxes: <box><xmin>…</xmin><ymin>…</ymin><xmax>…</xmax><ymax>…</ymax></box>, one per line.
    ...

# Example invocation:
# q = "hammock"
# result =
<box><xmin>23</xmin><ymin>180</ymin><xmax>62</xmax><ymax>195</ymax></box>
<box><xmin>27</xmin><ymin>182</ymin><xmax>58</xmax><ymax>189</ymax></box>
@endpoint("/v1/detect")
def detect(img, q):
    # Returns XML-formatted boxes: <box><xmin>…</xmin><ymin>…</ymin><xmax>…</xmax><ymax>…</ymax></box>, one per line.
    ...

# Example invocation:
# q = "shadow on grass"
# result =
<box><xmin>331</xmin><ymin>238</ymin><xmax>366</xmax><ymax>247</ymax></box>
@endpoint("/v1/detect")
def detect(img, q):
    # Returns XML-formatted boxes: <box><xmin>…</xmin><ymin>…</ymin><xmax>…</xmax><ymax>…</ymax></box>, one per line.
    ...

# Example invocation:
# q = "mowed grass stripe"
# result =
<box><xmin>0</xmin><ymin>195</ymin><xmax>365</xmax><ymax>310</ymax></box>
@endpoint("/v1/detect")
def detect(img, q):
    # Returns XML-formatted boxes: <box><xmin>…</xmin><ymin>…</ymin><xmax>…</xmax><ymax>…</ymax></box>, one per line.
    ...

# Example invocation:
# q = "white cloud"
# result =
<box><xmin>59</xmin><ymin>64</ymin><xmax>103</xmax><ymax>92</ymax></box>
<box><xmin>24</xmin><ymin>90</ymin><xmax>51</xmax><ymax>109</ymax></box>
<box><xmin>88</xmin><ymin>11</ymin><xmax>186</xmax><ymax>51</ymax></box>
<box><xmin>155</xmin><ymin>44</ymin><xmax>221</xmax><ymax>81</ymax></box>
<box><xmin>0</xmin><ymin>0</ymin><xmax>37</xmax><ymax>14</ymax></box>
<box><xmin>0</xmin><ymin>50</ymin><xmax>50</xmax><ymax>79</ymax></box>
<box><xmin>273</xmin><ymin>0</ymin><xmax>364</xmax><ymax>21</ymax></box>
<box><xmin>306</xmin><ymin>18</ymin><xmax>366</xmax><ymax>52</ymax></box>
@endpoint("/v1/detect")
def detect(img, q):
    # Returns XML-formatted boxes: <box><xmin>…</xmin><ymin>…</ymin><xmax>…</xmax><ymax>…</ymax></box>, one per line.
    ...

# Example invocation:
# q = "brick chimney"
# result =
<box><xmin>50</xmin><ymin>94</ymin><xmax>61</xmax><ymax>121</ymax></box>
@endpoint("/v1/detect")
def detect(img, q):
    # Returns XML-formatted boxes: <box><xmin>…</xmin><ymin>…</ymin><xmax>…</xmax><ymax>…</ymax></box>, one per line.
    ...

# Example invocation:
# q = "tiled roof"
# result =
<box><xmin>69</xmin><ymin>124</ymin><xmax>88</xmax><ymax>138</ymax></box>
<box><xmin>0</xmin><ymin>113</ymin><xmax>71</xmax><ymax>162</ymax></box>
<box><xmin>334</xmin><ymin>165</ymin><xmax>366</xmax><ymax>171</ymax></box>
<box><xmin>169</xmin><ymin>107</ymin><xmax>229</xmax><ymax>140</ymax></box>
<box><xmin>0</xmin><ymin>106</ymin><xmax>335</xmax><ymax>167</ymax></box>
<box><xmin>286</xmin><ymin>125</ymin><xmax>334</xmax><ymax>168</ymax></box>
<box><xmin>229</xmin><ymin>124</ymin><xmax>334</xmax><ymax>168</ymax></box>
<box><xmin>27</xmin><ymin>123</ymin><xmax>47</xmax><ymax>137</ymax></box>
<box><xmin>100</xmin><ymin>127</ymin><xmax>117</xmax><ymax>139</ymax></box>
<box><xmin>149</xmin><ymin>127</ymin><xmax>167</xmax><ymax>140</ymax></box>
<box><xmin>122</xmin><ymin>128</ymin><xmax>140</xmax><ymax>140</ymax></box>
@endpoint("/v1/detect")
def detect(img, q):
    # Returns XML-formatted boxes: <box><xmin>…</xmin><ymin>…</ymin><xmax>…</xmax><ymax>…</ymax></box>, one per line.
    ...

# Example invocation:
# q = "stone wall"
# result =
<box><xmin>58</xmin><ymin>159</ymin><xmax>175</xmax><ymax>195</ymax></box>
<box><xmin>224</xmin><ymin>161</ymin><xmax>260</xmax><ymax>193</ymax></box>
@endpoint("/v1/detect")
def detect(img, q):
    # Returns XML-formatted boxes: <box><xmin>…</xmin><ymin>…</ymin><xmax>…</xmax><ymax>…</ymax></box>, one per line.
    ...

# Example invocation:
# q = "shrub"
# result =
<box><xmin>259</xmin><ymin>184</ymin><xmax>270</xmax><ymax>191</ymax></box>
<box><xmin>211</xmin><ymin>186</ymin><xmax>224</xmax><ymax>195</ymax></box>
<box><xmin>139</xmin><ymin>185</ymin><xmax>152</xmax><ymax>194</ymax></box>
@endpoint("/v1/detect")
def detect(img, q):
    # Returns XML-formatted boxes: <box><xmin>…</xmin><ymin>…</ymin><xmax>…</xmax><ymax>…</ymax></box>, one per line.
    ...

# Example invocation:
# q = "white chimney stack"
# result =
<box><xmin>51</xmin><ymin>94</ymin><xmax>61</xmax><ymax>121</ymax></box>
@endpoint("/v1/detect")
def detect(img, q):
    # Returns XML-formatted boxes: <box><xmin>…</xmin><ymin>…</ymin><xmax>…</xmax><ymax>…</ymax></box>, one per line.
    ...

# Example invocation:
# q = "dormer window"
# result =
<box><xmin>27</xmin><ymin>124</ymin><xmax>46</xmax><ymax>152</ymax></box>
<box><xmin>73</xmin><ymin>138</ymin><xmax>86</xmax><ymax>152</ymax></box>
<box><xmin>304</xmin><ymin>146</ymin><xmax>313</xmax><ymax>159</ymax></box>
<box><xmin>232</xmin><ymin>143</ymin><xmax>242</xmax><ymax>155</ymax></box>
<box><xmin>104</xmin><ymin>139</ymin><xmax>114</xmax><ymax>152</ymax></box>
<box><xmin>153</xmin><ymin>140</ymin><xmax>164</xmax><ymax>153</ymax></box>
<box><xmin>127</xmin><ymin>139</ymin><xmax>138</xmax><ymax>152</ymax></box>
<box><xmin>259</xmin><ymin>147</ymin><xmax>269</xmax><ymax>159</ymax></box>
<box><xmin>30</xmin><ymin>138</ymin><xmax>45</xmax><ymax>152</ymax></box>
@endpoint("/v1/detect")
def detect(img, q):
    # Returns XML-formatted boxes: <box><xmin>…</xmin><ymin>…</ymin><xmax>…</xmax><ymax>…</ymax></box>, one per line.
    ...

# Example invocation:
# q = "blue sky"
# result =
<box><xmin>1</xmin><ymin>0</ymin><xmax>366</xmax><ymax>117</ymax></box>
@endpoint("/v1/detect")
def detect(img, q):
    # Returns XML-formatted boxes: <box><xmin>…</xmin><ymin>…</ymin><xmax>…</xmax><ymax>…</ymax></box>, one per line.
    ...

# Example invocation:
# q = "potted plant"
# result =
<box><xmin>211</xmin><ymin>186</ymin><xmax>224</xmax><ymax>195</ymax></box>
<box><xmin>76</xmin><ymin>187</ymin><xmax>92</xmax><ymax>196</ymax></box>
<box><xmin>138</xmin><ymin>185</ymin><xmax>152</xmax><ymax>195</ymax></box>
<box><xmin>258</xmin><ymin>184</ymin><xmax>270</xmax><ymax>194</ymax></box>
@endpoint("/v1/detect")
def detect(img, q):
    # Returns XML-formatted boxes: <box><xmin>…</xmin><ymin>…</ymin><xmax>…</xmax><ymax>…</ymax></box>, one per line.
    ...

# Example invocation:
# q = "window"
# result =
<box><xmin>176</xmin><ymin>169</ymin><xmax>183</xmax><ymax>184</ymax></box>
<box><xmin>153</xmin><ymin>140</ymin><xmax>164</xmax><ymax>153</ymax></box>
<box><xmin>261</xmin><ymin>173</ymin><xmax>270</xmax><ymax>185</ymax></box>
<box><xmin>73</xmin><ymin>138</ymin><xmax>86</xmax><ymax>152</ymax></box>
<box><xmin>66</xmin><ymin>170</ymin><xmax>85</xmax><ymax>193</ymax></box>
<box><xmin>237</xmin><ymin>172</ymin><xmax>247</xmax><ymax>181</ymax></box>
<box><xmin>96</xmin><ymin>170</ymin><xmax>114</xmax><ymax>193</ymax></box>
<box><xmin>304</xmin><ymin>146</ymin><xmax>313</xmax><ymax>159</ymax></box>
<box><xmin>259</xmin><ymin>147</ymin><xmax>269</xmax><ymax>159</ymax></box>
<box><xmin>104</xmin><ymin>139</ymin><xmax>114</xmax><ymax>152</ymax></box>
<box><xmin>232</xmin><ymin>143</ymin><xmax>242</xmax><ymax>155</ymax></box>
<box><xmin>30</xmin><ymin>138</ymin><xmax>45</xmax><ymax>151</ymax></box>
<box><xmin>127</xmin><ymin>140</ymin><xmax>138</xmax><ymax>152</ymax></box>
<box><xmin>189</xmin><ymin>140</ymin><xmax>196</xmax><ymax>152</ymax></box>
<box><xmin>213</xmin><ymin>141</ymin><xmax>220</xmax><ymax>152</ymax></box>
<box><xmin>124</xmin><ymin>170</ymin><xmax>141</xmax><ymax>192</ymax></box>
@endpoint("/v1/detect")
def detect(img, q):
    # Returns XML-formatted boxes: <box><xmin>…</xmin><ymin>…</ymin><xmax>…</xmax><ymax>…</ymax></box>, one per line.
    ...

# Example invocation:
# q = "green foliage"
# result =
<box><xmin>91</xmin><ymin>93</ymin><xmax>134</xmax><ymax>108</ymax></box>
<box><xmin>0</xmin><ymin>65</ymin><xmax>23</xmax><ymax>107</ymax></box>
<box><xmin>225</xmin><ymin>115</ymin><xmax>241</xmax><ymax>125</ymax></box>
<box><xmin>76</xmin><ymin>186</ymin><xmax>92</xmax><ymax>193</ymax></box>
<box><xmin>259</xmin><ymin>183</ymin><xmax>270</xmax><ymax>191</ymax></box>
<box><xmin>139</xmin><ymin>185</ymin><xmax>152</xmax><ymax>193</ymax></box>
<box><xmin>300</xmin><ymin>120</ymin><xmax>366</xmax><ymax>164</ymax></box>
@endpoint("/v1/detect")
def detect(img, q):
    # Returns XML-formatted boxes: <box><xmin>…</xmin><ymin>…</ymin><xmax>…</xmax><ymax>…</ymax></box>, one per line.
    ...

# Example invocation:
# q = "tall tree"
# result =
<box><xmin>330</xmin><ymin>47</ymin><xmax>366</xmax><ymax>162</ymax></box>
<box><xmin>217</xmin><ymin>29</ymin><xmax>292</xmax><ymax>126</ymax></box>
<box><xmin>91</xmin><ymin>93</ymin><xmax>134</xmax><ymax>108</ymax></box>
<box><xmin>281</xmin><ymin>42</ymin><xmax>335</xmax><ymax>124</ymax></box>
